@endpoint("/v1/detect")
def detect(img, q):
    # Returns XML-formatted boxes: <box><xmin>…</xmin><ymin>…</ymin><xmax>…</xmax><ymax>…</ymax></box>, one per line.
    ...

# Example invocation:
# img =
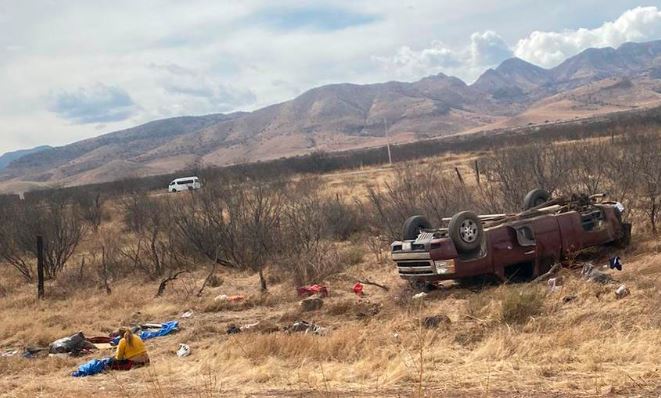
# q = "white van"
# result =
<box><xmin>168</xmin><ymin>176</ymin><xmax>201</xmax><ymax>193</ymax></box>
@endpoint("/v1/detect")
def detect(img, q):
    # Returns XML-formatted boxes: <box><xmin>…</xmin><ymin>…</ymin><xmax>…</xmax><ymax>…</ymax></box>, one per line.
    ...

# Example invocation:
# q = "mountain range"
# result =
<box><xmin>0</xmin><ymin>145</ymin><xmax>52</xmax><ymax>171</ymax></box>
<box><xmin>2</xmin><ymin>40</ymin><xmax>661</xmax><ymax>192</ymax></box>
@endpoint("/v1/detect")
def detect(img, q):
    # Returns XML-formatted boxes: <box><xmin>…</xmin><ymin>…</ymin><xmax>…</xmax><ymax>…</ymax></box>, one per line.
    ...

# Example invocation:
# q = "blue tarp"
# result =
<box><xmin>110</xmin><ymin>321</ymin><xmax>179</xmax><ymax>346</ymax></box>
<box><xmin>72</xmin><ymin>357</ymin><xmax>112</xmax><ymax>377</ymax></box>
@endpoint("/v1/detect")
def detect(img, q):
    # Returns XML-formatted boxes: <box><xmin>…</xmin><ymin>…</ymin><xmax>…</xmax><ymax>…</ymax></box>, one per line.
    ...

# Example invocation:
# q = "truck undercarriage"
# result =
<box><xmin>391</xmin><ymin>190</ymin><xmax>631</xmax><ymax>284</ymax></box>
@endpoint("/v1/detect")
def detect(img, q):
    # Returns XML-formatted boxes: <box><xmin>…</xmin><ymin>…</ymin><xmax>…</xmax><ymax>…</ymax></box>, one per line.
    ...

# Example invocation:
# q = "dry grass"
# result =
<box><xmin>0</xmin><ymin>244</ymin><xmax>659</xmax><ymax>397</ymax></box>
<box><xmin>1</xmin><ymin>153</ymin><xmax>660</xmax><ymax>397</ymax></box>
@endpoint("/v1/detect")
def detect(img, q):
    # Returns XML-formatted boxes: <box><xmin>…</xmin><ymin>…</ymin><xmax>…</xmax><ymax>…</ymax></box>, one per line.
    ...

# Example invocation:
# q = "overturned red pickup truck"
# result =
<box><xmin>391</xmin><ymin>189</ymin><xmax>631</xmax><ymax>285</ymax></box>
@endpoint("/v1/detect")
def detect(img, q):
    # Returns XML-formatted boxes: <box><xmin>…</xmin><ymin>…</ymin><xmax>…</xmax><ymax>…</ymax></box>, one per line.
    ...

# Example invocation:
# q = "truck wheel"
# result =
<box><xmin>522</xmin><ymin>189</ymin><xmax>550</xmax><ymax>210</ymax></box>
<box><xmin>402</xmin><ymin>215</ymin><xmax>432</xmax><ymax>241</ymax></box>
<box><xmin>448</xmin><ymin>211</ymin><xmax>483</xmax><ymax>253</ymax></box>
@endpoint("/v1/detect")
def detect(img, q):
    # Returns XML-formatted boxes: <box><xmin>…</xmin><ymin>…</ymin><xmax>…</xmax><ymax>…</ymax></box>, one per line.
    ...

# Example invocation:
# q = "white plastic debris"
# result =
<box><xmin>412</xmin><ymin>292</ymin><xmax>428</xmax><ymax>300</ymax></box>
<box><xmin>176</xmin><ymin>344</ymin><xmax>191</xmax><ymax>358</ymax></box>
<box><xmin>214</xmin><ymin>294</ymin><xmax>228</xmax><ymax>302</ymax></box>
<box><xmin>180</xmin><ymin>310</ymin><xmax>193</xmax><ymax>319</ymax></box>
<box><xmin>615</xmin><ymin>284</ymin><xmax>630</xmax><ymax>299</ymax></box>
<box><xmin>547</xmin><ymin>277</ymin><xmax>562</xmax><ymax>293</ymax></box>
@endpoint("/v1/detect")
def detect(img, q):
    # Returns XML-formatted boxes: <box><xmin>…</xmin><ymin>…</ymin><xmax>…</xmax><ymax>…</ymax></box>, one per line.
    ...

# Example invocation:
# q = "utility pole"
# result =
<box><xmin>384</xmin><ymin>118</ymin><xmax>392</xmax><ymax>165</ymax></box>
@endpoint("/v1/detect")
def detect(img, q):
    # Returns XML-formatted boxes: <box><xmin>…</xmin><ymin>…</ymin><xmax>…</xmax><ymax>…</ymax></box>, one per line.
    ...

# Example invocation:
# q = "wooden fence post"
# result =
<box><xmin>37</xmin><ymin>236</ymin><xmax>45</xmax><ymax>299</ymax></box>
<box><xmin>454</xmin><ymin>167</ymin><xmax>465</xmax><ymax>185</ymax></box>
<box><xmin>474</xmin><ymin>160</ymin><xmax>481</xmax><ymax>185</ymax></box>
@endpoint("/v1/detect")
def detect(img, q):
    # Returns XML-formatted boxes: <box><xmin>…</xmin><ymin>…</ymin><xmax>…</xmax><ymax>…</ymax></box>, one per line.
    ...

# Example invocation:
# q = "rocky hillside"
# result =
<box><xmin>2</xmin><ymin>40</ymin><xmax>661</xmax><ymax>191</ymax></box>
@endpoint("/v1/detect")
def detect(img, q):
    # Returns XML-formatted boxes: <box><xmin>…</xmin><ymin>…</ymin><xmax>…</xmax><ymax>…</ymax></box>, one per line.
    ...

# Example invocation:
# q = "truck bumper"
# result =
<box><xmin>392</xmin><ymin>251</ymin><xmax>456</xmax><ymax>281</ymax></box>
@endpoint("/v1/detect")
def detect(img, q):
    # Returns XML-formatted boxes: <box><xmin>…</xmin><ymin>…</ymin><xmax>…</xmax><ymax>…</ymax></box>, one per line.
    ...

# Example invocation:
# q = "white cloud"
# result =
<box><xmin>375</xmin><ymin>30</ymin><xmax>512</xmax><ymax>82</ymax></box>
<box><xmin>514</xmin><ymin>6</ymin><xmax>661</xmax><ymax>67</ymax></box>
<box><xmin>470</xmin><ymin>31</ymin><xmax>512</xmax><ymax>66</ymax></box>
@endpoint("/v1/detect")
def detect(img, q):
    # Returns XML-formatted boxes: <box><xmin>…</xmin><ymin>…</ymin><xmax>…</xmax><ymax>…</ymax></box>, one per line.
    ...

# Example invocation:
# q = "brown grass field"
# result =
<box><xmin>0</xmin><ymin>153</ymin><xmax>660</xmax><ymax>398</ymax></box>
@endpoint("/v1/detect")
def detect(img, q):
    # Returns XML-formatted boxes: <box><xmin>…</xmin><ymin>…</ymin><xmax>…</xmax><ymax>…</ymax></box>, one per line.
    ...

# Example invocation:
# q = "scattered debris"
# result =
<box><xmin>296</xmin><ymin>284</ymin><xmax>329</xmax><ymax>298</ymax></box>
<box><xmin>300</xmin><ymin>297</ymin><xmax>324</xmax><ymax>312</ymax></box>
<box><xmin>141</xmin><ymin>323</ymin><xmax>164</xmax><ymax>330</ymax></box>
<box><xmin>23</xmin><ymin>346</ymin><xmax>48</xmax><ymax>359</ymax></box>
<box><xmin>214</xmin><ymin>294</ymin><xmax>246</xmax><ymax>303</ymax></box>
<box><xmin>352</xmin><ymin>282</ymin><xmax>364</xmax><ymax>297</ymax></box>
<box><xmin>110</xmin><ymin>321</ymin><xmax>180</xmax><ymax>345</ymax></box>
<box><xmin>609</xmin><ymin>256</ymin><xmax>623</xmax><ymax>271</ymax></box>
<box><xmin>285</xmin><ymin>321</ymin><xmax>327</xmax><ymax>335</ymax></box>
<box><xmin>615</xmin><ymin>284</ymin><xmax>630</xmax><ymax>299</ymax></box>
<box><xmin>240</xmin><ymin>320</ymin><xmax>279</xmax><ymax>333</ymax></box>
<box><xmin>562</xmin><ymin>295</ymin><xmax>578</xmax><ymax>304</ymax></box>
<box><xmin>50</xmin><ymin>332</ymin><xmax>97</xmax><ymax>356</ymax></box>
<box><xmin>72</xmin><ymin>358</ymin><xmax>112</xmax><ymax>377</ymax></box>
<box><xmin>226</xmin><ymin>324</ymin><xmax>241</xmax><ymax>335</ymax></box>
<box><xmin>412</xmin><ymin>292</ymin><xmax>428</xmax><ymax>300</ymax></box>
<box><xmin>423</xmin><ymin>314</ymin><xmax>451</xmax><ymax>329</ymax></box>
<box><xmin>176</xmin><ymin>344</ymin><xmax>191</xmax><ymax>358</ymax></box>
<box><xmin>1</xmin><ymin>349</ymin><xmax>18</xmax><ymax>357</ymax></box>
<box><xmin>87</xmin><ymin>336</ymin><xmax>112</xmax><ymax>344</ymax></box>
<box><xmin>180</xmin><ymin>310</ymin><xmax>194</xmax><ymax>319</ymax></box>
<box><xmin>581</xmin><ymin>263</ymin><xmax>615</xmax><ymax>284</ymax></box>
<box><xmin>547</xmin><ymin>277</ymin><xmax>563</xmax><ymax>293</ymax></box>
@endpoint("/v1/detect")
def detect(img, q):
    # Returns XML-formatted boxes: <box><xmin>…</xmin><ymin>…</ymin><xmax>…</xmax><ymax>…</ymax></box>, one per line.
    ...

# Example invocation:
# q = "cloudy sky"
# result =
<box><xmin>1</xmin><ymin>1</ymin><xmax>660</xmax><ymax>154</ymax></box>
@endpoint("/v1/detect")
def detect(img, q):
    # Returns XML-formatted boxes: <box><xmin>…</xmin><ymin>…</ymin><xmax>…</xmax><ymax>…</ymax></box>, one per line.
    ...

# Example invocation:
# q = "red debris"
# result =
<box><xmin>296</xmin><ymin>284</ymin><xmax>329</xmax><ymax>298</ymax></box>
<box><xmin>353</xmin><ymin>282</ymin><xmax>364</xmax><ymax>297</ymax></box>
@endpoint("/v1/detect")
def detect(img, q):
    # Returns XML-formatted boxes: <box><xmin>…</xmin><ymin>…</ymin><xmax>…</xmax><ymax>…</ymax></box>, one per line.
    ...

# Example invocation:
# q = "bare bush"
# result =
<box><xmin>320</xmin><ymin>196</ymin><xmax>364</xmax><ymax>241</ymax></box>
<box><xmin>174</xmin><ymin>179</ymin><xmax>285</xmax><ymax>291</ymax></box>
<box><xmin>623</xmin><ymin>132</ymin><xmax>661</xmax><ymax>233</ymax></box>
<box><xmin>366</xmin><ymin>164</ymin><xmax>490</xmax><ymax>239</ymax></box>
<box><xmin>0</xmin><ymin>202</ymin><xmax>33</xmax><ymax>281</ymax></box>
<box><xmin>279</xmin><ymin>180</ymin><xmax>342</xmax><ymax>286</ymax></box>
<box><xmin>483</xmin><ymin>143</ymin><xmax>574</xmax><ymax>211</ymax></box>
<box><xmin>119</xmin><ymin>193</ymin><xmax>185</xmax><ymax>279</ymax></box>
<box><xmin>74</xmin><ymin>191</ymin><xmax>105</xmax><ymax>231</ymax></box>
<box><xmin>0</xmin><ymin>198</ymin><xmax>86</xmax><ymax>280</ymax></box>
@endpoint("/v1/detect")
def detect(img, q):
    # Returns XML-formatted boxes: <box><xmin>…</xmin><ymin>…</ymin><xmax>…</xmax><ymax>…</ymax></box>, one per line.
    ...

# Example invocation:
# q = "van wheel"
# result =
<box><xmin>522</xmin><ymin>189</ymin><xmax>550</xmax><ymax>210</ymax></box>
<box><xmin>448</xmin><ymin>211</ymin><xmax>483</xmax><ymax>253</ymax></box>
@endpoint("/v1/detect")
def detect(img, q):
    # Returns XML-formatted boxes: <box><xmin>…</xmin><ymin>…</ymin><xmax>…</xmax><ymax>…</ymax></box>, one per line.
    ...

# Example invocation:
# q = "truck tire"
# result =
<box><xmin>522</xmin><ymin>189</ymin><xmax>550</xmax><ymax>210</ymax></box>
<box><xmin>448</xmin><ymin>211</ymin><xmax>483</xmax><ymax>253</ymax></box>
<box><xmin>402</xmin><ymin>215</ymin><xmax>432</xmax><ymax>241</ymax></box>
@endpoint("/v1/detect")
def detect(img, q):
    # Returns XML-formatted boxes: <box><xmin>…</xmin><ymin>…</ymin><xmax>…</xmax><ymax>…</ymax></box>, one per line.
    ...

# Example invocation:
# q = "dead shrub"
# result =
<box><xmin>465</xmin><ymin>292</ymin><xmax>493</xmax><ymax>320</ymax></box>
<box><xmin>321</xmin><ymin>197</ymin><xmax>364</xmax><ymax>240</ymax></box>
<box><xmin>499</xmin><ymin>286</ymin><xmax>545</xmax><ymax>324</ymax></box>
<box><xmin>0</xmin><ymin>197</ymin><xmax>86</xmax><ymax>280</ymax></box>
<box><xmin>338</xmin><ymin>245</ymin><xmax>364</xmax><ymax>266</ymax></box>
<box><xmin>207</xmin><ymin>274</ymin><xmax>223</xmax><ymax>288</ymax></box>
<box><xmin>454</xmin><ymin>324</ymin><xmax>489</xmax><ymax>347</ymax></box>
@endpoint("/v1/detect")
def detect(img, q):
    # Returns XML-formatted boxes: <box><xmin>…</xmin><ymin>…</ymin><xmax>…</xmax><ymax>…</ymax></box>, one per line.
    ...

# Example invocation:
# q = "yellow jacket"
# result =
<box><xmin>115</xmin><ymin>334</ymin><xmax>147</xmax><ymax>361</ymax></box>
